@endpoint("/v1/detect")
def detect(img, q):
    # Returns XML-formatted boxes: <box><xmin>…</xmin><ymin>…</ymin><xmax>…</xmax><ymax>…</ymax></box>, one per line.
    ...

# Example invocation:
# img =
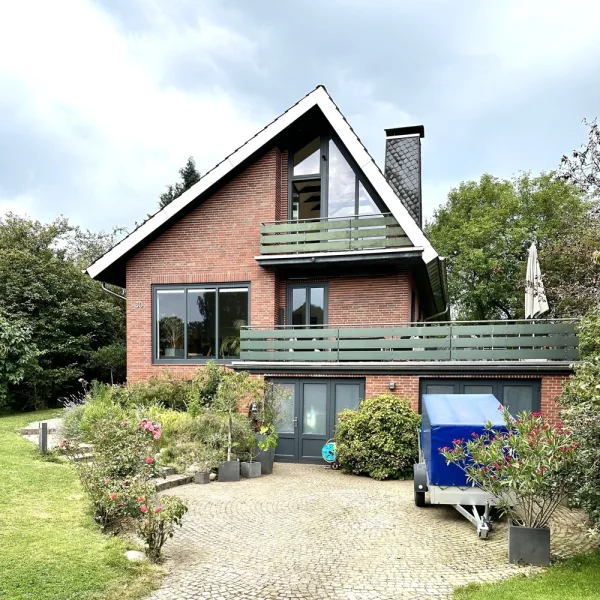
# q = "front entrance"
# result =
<box><xmin>272</xmin><ymin>378</ymin><xmax>365</xmax><ymax>463</ymax></box>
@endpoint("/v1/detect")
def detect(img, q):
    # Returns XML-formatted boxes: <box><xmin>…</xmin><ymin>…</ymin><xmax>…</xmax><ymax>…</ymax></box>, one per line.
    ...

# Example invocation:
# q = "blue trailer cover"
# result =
<box><xmin>421</xmin><ymin>394</ymin><xmax>505</xmax><ymax>487</ymax></box>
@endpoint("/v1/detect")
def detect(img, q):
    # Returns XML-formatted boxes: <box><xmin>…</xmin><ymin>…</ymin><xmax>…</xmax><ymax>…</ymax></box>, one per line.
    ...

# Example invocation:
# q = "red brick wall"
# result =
<box><xmin>126</xmin><ymin>148</ymin><xmax>282</xmax><ymax>382</ymax></box>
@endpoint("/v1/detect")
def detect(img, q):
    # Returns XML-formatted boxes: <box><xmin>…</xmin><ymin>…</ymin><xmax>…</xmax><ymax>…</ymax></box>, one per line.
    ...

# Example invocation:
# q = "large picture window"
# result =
<box><xmin>154</xmin><ymin>284</ymin><xmax>249</xmax><ymax>361</ymax></box>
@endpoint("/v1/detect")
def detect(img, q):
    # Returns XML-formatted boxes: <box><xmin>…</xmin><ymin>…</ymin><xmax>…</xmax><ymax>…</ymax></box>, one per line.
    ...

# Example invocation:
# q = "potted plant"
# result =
<box><xmin>251</xmin><ymin>382</ymin><xmax>290</xmax><ymax>475</ymax></box>
<box><xmin>192</xmin><ymin>446</ymin><xmax>222</xmax><ymax>484</ymax></box>
<box><xmin>441</xmin><ymin>407</ymin><xmax>578</xmax><ymax>566</ymax></box>
<box><xmin>214</xmin><ymin>370</ymin><xmax>262</xmax><ymax>482</ymax></box>
<box><xmin>240</xmin><ymin>443</ymin><xmax>262</xmax><ymax>479</ymax></box>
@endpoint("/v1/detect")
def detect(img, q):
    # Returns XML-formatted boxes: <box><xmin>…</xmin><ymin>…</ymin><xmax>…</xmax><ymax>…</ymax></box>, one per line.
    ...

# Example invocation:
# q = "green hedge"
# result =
<box><xmin>335</xmin><ymin>393</ymin><xmax>420</xmax><ymax>480</ymax></box>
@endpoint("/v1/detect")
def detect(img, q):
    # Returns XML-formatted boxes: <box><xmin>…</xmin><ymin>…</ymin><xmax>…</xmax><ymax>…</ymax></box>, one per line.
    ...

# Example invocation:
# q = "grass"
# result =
<box><xmin>454</xmin><ymin>549</ymin><xmax>600</xmax><ymax>599</ymax></box>
<box><xmin>0</xmin><ymin>410</ymin><xmax>161</xmax><ymax>600</ymax></box>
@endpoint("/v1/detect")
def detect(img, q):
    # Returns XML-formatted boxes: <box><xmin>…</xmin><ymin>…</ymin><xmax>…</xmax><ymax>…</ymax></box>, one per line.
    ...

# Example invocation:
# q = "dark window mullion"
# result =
<box><xmin>184</xmin><ymin>288</ymin><xmax>188</xmax><ymax>359</ymax></box>
<box><xmin>215</xmin><ymin>288</ymin><xmax>220</xmax><ymax>360</ymax></box>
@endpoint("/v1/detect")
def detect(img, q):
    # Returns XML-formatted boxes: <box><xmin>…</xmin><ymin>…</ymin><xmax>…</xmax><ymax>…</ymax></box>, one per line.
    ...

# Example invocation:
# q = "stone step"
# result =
<box><xmin>154</xmin><ymin>473</ymin><xmax>193</xmax><ymax>492</ymax></box>
<box><xmin>21</xmin><ymin>426</ymin><xmax>59</xmax><ymax>435</ymax></box>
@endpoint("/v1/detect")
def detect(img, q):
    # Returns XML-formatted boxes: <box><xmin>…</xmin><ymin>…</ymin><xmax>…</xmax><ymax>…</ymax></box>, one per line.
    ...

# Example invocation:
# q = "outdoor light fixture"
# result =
<box><xmin>389</xmin><ymin>382</ymin><xmax>396</xmax><ymax>391</ymax></box>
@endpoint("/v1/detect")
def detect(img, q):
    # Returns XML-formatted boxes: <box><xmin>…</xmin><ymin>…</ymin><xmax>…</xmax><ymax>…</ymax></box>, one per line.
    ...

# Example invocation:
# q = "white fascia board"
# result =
<box><xmin>86</xmin><ymin>91</ymin><xmax>322</xmax><ymax>280</ymax></box>
<box><xmin>87</xmin><ymin>85</ymin><xmax>438</xmax><ymax>280</ymax></box>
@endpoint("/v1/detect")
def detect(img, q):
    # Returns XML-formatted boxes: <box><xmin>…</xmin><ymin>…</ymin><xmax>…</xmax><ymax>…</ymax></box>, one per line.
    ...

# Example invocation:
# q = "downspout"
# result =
<box><xmin>101</xmin><ymin>282</ymin><xmax>126</xmax><ymax>301</ymax></box>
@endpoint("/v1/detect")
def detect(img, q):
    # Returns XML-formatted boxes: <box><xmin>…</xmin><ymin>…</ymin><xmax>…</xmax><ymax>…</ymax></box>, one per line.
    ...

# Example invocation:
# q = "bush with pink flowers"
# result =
<box><xmin>135</xmin><ymin>495</ymin><xmax>188</xmax><ymax>562</ymax></box>
<box><xmin>440</xmin><ymin>406</ymin><xmax>578</xmax><ymax>528</ymax></box>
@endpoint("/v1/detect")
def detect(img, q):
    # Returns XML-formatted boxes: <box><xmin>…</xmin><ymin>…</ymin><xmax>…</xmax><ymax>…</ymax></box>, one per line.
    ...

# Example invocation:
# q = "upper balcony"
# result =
<box><xmin>235</xmin><ymin>319</ymin><xmax>579</xmax><ymax>372</ymax></box>
<box><xmin>255</xmin><ymin>213</ymin><xmax>423</xmax><ymax>270</ymax></box>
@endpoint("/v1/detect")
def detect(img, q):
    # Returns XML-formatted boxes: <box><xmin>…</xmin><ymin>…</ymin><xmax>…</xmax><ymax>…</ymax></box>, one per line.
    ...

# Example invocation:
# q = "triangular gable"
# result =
<box><xmin>86</xmin><ymin>85</ymin><xmax>438</xmax><ymax>282</ymax></box>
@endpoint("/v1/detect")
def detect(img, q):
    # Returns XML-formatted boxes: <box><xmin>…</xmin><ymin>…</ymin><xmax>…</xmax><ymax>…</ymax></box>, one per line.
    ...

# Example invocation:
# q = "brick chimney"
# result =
<box><xmin>384</xmin><ymin>125</ymin><xmax>424</xmax><ymax>228</ymax></box>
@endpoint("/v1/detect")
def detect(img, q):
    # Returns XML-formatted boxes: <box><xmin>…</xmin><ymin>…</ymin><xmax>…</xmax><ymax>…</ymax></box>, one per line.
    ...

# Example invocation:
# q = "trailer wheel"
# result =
<box><xmin>414</xmin><ymin>490</ymin><xmax>426</xmax><ymax>507</ymax></box>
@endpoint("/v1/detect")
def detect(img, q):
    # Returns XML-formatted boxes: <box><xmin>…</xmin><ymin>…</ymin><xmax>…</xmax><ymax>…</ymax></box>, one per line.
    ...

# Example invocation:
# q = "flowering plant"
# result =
<box><xmin>440</xmin><ymin>407</ymin><xmax>578</xmax><ymax>528</ymax></box>
<box><xmin>136</xmin><ymin>495</ymin><xmax>188</xmax><ymax>562</ymax></box>
<box><xmin>60</xmin><ymin>417</ymin><xmax>163</xmax><ymax>530</ymax></box>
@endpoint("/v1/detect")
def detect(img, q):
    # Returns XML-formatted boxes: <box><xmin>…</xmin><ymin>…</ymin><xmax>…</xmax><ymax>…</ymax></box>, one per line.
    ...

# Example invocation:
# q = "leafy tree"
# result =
<box><xmin>559</xmin><ymin>308</ymin><xmax>600</xmax><ymax>535</ymax></box>
<box><xmin>560</xmin><ymin>118</ymin><xmax>600</xmax><ymax>199</ymax></box>
<box><xmin>159</xmin><ymin>157</ymin><xmax>201</xmax><ymax>209</ymax></box>
<box><xmin>425</xmin><ymin>173</ymin><xmax>591</xmax><ymax>320</ymax></box>
<box><xmin>0</xmin><ymin>314</ymin><xmax>39</xmax><ymax>410</ymax></box>
<box><xmin>0</xmin><ymin>214</ymin><xmax>126</xmax><ymax>410</ymax></box>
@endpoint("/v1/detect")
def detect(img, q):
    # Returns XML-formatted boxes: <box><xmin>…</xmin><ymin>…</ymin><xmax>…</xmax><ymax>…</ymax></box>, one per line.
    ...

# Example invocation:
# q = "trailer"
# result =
<box><xmin>413</xmin><ymin>394</ymin><xmax>508</xmax><ymax>539</ymax></box>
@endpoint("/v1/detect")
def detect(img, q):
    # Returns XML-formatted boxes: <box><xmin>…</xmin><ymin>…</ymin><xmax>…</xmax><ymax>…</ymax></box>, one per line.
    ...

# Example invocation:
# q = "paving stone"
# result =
<box><xmin>147</xmin><ymin>464</ymin><xmax>597</xmax><ymax>600</ymax></box>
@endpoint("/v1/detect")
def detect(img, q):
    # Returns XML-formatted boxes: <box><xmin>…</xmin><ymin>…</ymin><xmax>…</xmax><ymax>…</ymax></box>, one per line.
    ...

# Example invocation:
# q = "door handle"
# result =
<box><xmin>293</xmin><ymin>417</ymin><xmax>298</xmax><ymax>429</ymax></box>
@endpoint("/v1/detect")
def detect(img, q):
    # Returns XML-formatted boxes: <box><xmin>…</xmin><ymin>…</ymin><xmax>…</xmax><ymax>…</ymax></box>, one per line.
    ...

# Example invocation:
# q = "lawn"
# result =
<box><xmin>454</xmin><ymin>549</ymin><xmax>600</xmax><ymax>600</ymax></box>
<box><xmin>0</xmin><ymin>410</ymin><xmax>160</xmax><ymax>600</ymax></box>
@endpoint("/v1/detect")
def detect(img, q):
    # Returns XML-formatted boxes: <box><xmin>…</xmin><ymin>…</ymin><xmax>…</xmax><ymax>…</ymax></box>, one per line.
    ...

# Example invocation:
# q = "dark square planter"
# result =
<box><xmin>508</xmin><ymin>520</ymin><xmax>551</xmax><ymax>566</ymax></box>
<box><xmin>218</xmin><ymin>460</ymin><xmax>240</xmax><ymax>482</ymax></box>
<box><xmin>254</xmin><ymin>434</ymin><xmax>275</xmax><ymax>475</ymax></box>
<box><xmin>194</xmin><ymin>471</ymin><xmax>211</xmax><ymax>484</ymax></box>
<box><xmin>240</xmin><ymin>461</ymin><xmax>262</xmax><ymax>479</ymax></box>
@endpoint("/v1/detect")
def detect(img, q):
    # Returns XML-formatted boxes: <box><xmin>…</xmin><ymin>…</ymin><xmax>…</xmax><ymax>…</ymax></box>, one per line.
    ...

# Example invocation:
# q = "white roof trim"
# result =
<box><xmin>87</xmin><ymin>86</ymin><xmax>438</xmax><ymax>280</ymax></box>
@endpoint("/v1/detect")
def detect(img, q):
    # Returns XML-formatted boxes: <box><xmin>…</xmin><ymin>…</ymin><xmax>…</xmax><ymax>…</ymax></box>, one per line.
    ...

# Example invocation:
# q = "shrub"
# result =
<box><xmin>113</xmin><ymin>373</ymin><xmax>196</xmax><ymax>411</ymax></box>
<box><xmin>136</xmin><ymin>495</ymin><xmax>188</xmax><ymax>562</ymax></box>
<box><xmin>335</xmin><ymin>393</ymin><xmax>421</xmax><ymax>480</ymax></box>
<box><xmin>559</xmin><ymin>307</ymin><xmax>600</xmax><ymax>535</ymax></box>
<box><xmin>62</xmin><ymin>416</ymin><xmax>162</xmax><ymax>530</ymax></box>
<box><xmin>441</xmin><ymin>407</ymin><xmax>578</xmax><ymax>528</ymax></box>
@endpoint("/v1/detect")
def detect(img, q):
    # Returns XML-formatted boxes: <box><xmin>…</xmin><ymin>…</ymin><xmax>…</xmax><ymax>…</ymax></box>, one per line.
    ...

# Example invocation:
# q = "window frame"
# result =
<box><xmin>287</xmin><ymin>134</ymin><xmax>385</xmax><ymax>220</ymax></box>
<box><xmin>285</xmin><ymin>282</ymin><xmax>329</xmax><ymax>327</ymax></box>
<box><xmin>152</xmin><ymin>282</ymin><xmax>251</xmax><ymax>364</ymax></box>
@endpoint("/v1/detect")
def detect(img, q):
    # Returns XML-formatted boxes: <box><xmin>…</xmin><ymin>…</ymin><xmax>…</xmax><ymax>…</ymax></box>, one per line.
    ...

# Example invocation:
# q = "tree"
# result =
<box><xmin>0</xmin><ymin>214</ymin><xmax>126</xmax><ymax>410</ymax></box>
<box><xmin>159</xmin><ymin>157</ymin><xmax>201</xmax><ymax>209</ymax></box>
<box><xmin>0</xmin><ymin>314</ymin><xmax>39</xmax><ymax>410</ymax></box>
<box><xmin>560</xmin><ymin>118</ymin><xmax>600</xmax><ymax>200</ymax></box>
<box><xmin>425</xmin><ymin>172</ymin><xmax>591</xmax><ymax>320</ymax></box>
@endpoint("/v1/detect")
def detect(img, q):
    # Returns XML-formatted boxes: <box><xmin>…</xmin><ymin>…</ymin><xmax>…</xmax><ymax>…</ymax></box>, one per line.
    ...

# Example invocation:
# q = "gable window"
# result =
<box><xmin>289</xmin><ymin>135</ymin><xmax>380</xmax><ymax>220</ymax></box>
<box><xmin>154</xmin><ymin>283</ymin><xmax>249</xmax><ymax>362</ymax></box>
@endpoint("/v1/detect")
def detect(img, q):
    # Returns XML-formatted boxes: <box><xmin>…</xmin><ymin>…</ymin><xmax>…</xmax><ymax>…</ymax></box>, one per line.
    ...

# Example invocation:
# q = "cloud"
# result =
<box><xmin>0</xmin><ymin>0</ymin><xmax>267</xmax><ymax>230</ymax></box>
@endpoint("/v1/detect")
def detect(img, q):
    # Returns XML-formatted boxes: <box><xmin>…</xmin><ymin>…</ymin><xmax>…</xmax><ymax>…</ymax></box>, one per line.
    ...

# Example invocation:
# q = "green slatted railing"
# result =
<box><xmin>260</xmin><ymin>213</ymin><xmax>411</xmax><ymax>254</ymax></box>
<box><xmin>239</xmin><ymin>320</ymin><xmax>579</xmax><ymax>362</ymax></box>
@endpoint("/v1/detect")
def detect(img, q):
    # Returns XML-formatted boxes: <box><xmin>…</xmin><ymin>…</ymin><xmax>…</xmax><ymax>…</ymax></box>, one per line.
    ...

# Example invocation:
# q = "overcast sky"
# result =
<box><xmin>1</xmin><ymin>0</ymin><xmax>599</xmax><ymax>233</ymax></box>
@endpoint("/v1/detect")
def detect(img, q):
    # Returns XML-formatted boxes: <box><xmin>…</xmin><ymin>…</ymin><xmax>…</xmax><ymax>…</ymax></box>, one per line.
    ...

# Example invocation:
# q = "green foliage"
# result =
<box><xmin>0</xmin><ymin>214</ymin><xmax>126</xmax><ymax>410</ymax></box>
<box><xmin>559</xmin><ymin>307</ymin><xmax>600</xmax><ymax>534</ymax></box>
<box><xmin>214</xmin><ymin>369</ymin><xmax>262</xmax><ymax>461</ymax></box>
<box><xmin>335</xmin><ymin>393</ymin><xmax>421</xmax><ymax>480</ymax></box>
<box><xmin>441</xmin><ymin>408</ymin><xmax>577</xmax><ymax>528</ymax></box>
<box><xmin>136</xmin><ymin>495</ymin><xmax>188</xmax><ymax>562</ymax></box>
<box><xmin>159</xmin><ymin>156</ymin><xmax>201</xmax><ymax>209</ymax></box>
<box><xmin>62</xmin><ymin>416</ymin><xmax>162</xmax><ymax>530</ymax></box>
<box><xmin>87</xmin><ymin>343</ymin><xmax>126</xmax><ymax>385</ymax></box>
<box><xmin>426</xmin><ymin>173</ymin><xmax>593</xmax><ymax>319</ymax></box>
<box><xmin>0</xmin><ymin>313</ymin><xmax>39</xmax><ymax>409</ymax></box>
<box><xmin>115</xmin><ymin>373</ymin><xmax>197</xmax><ymax>412</ymax></box>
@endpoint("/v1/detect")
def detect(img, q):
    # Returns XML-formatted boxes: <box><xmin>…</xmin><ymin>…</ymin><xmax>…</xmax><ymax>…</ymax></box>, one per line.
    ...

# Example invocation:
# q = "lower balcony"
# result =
<box><xmin>238</xmin><ymin>320</ymin><xmax>579</xmax><ymax>365</ymax></box>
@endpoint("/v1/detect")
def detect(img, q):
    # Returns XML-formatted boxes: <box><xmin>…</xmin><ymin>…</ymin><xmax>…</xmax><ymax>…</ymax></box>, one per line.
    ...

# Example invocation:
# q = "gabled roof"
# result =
<box><xmin>87</xmin><ymin>85</ymin><xmax>442</xmax><ymax>300</ymax></box>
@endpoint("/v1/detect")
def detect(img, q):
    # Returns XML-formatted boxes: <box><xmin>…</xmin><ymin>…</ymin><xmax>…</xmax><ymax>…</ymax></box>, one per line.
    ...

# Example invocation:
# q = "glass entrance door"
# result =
<box><xmin>272</xmin><ymin>378</ymin><xmax>365</xmax><ymax>463</ymax></box>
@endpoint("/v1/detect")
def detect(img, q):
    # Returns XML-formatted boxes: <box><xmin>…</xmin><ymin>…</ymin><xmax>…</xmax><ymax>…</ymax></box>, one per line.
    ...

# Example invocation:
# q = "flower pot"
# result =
<box><xmin>508</xmin><ymin>520</ymin><xmax>551</xmax><ymax>566</ymax></box>
<box><xmin>254</xmin><ymin>434</ymin><xmax>275</xmax><ymax>475</ymax></box>
<box><xmin>218</xmin><ymin>460</ymin><xmax>240</xmax><ymax>482</ymax></box>
<box><xmin>194</xmin><ymin>471</ymin><xmax>211</xmax><ymax>484</ymax></box>
<box><xmin>240</xmin><ymin>461</ymin><xmax>262</xmax><ymax>479</ymax></box>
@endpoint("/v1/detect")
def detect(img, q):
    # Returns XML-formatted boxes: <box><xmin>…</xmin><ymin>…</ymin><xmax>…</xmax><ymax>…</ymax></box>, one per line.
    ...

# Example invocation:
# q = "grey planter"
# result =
<box><xmin>241</xmin><ymin>461</ymin><xmax>262</xmax><ymax>479</ymax></box>
<box><xmin>254</xmin><ymin>434</ymin><xmax>275</xmax><ymax>475</ymax></box>
<box><xmin>508</xmin><ymin>520</ymin><xmax>551</xmax><ymax>566</ymax></box>
<box><xmin>194</xmin><ymin>471</ymin><xmax>211</xmax><ymax>484</ymax></box>
<box><xmin>218</xmin><ymin>460</ymin><xmax>240</xmax><ymax>482</ymax></box>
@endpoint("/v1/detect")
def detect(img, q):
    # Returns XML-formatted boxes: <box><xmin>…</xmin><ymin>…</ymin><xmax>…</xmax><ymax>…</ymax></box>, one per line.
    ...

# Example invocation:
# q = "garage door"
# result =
<box><xmin>419</xmin><ymin>379</ymin><xmax>541</xmax><ymax>414</ymax></box>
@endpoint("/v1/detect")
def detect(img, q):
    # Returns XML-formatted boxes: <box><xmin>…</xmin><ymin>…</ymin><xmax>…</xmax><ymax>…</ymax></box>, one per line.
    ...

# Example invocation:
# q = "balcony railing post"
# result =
<box><xmin>336</xmin><ymin>328</ymin><xmax>340</xmax><ymax>361</ymax></box>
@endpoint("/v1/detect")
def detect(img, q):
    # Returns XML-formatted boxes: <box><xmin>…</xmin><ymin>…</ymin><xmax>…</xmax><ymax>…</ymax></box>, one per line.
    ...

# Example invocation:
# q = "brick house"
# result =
<box><xmin>87</xmin><ymin>86</ymin><xmax>577</xmax><ymax>463</ymax></box>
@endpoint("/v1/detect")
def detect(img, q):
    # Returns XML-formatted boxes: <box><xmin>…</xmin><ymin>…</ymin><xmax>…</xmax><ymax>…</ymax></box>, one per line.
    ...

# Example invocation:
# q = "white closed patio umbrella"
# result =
<box><xmin>525</xmin><ymin>243</ymin><xmax>549</xmax><ymax>319</ymax></box>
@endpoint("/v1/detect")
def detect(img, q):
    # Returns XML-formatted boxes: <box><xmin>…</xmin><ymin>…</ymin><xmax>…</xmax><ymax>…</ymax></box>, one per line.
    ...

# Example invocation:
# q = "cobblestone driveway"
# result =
<box><xmin>149</xmin><ymin>464</ymin><xmax>594</xmax><ymax>600</ymax></box>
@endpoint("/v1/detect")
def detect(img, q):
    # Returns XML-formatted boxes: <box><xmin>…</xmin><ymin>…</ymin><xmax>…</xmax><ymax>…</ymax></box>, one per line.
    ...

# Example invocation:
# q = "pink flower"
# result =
<box><xmin>154</xmin><ymin>506</ymin><xmax>162</xmax><ymax>513</ymax></box>
<box><xmin>537</xmin><ymin>466</ymin><xmax>547</xmax><ymax>475</ymax></box>
<box><xmin>140</xmin><ymin>505</ymin><xmax>148</xmax><ymax>513</ymax></box>
<box><xmin>59</xmin><ymin>440</ymin><xmax>66</xmax><ymax>448</ymax></box>
<box><xmin>104</xmin><ymin>479</ymin><xmax>110</xmax><ymax>485</ymax></box>
<box><xmin>145</xmin><ymin>457</ymin><xmax>154</xmax><ymax>465</ymax></box>
<box><xmin>120</xmin><ymin>420</ymin><xmax>128</xmax><ymax>427</ymax></box>
<box><xmin>137</xmin><ymin>496</ymin><xmax>145</xmax><ymax>503</ymax></box>
<box><xmin>532</xmin><ymin>412</ymin><xmax>542</xmax><ymax>418</ymax></box>
<box><xmin>110</xmin><ymin>492</ymin><xmax>118</xmax><ymax>501</ymax></box>
<box><xmin>153</xmin><ymin>432</ymin><xmax>161</xmax><ymax>441</ymax></box>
